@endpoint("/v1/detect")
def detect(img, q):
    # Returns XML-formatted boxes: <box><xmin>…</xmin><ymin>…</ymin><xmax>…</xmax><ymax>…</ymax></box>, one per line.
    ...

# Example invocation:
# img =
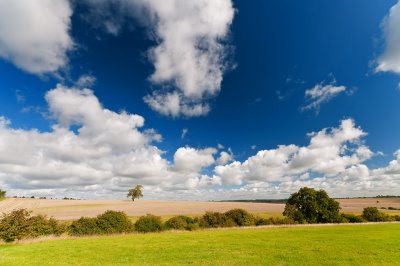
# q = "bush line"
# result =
<box><xmin>0</xmin><ymin>207</ymin><xmax>399</xmax><ymax>242</ymax></box>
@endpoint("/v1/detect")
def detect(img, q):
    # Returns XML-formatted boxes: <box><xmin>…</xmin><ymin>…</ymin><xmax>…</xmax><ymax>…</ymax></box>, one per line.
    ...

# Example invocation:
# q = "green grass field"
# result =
<box><xmin>1</xmin><ymin>224</ymin><xmax>399</xmax><ymax>265</ymax></box>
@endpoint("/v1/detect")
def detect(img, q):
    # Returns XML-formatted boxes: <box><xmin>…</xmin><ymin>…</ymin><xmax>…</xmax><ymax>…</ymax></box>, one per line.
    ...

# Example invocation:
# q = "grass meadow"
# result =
<box><xmin>1</xmin><ymin>224</ymin><xmax>399</xmax><ymax>265</ymax></box>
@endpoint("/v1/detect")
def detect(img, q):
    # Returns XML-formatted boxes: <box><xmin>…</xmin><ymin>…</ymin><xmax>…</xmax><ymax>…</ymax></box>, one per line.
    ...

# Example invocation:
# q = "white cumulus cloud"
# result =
<box><xmin>0</xmin><ymin>0</ymin><xmax>74</xmax><ymax>74</ymax></box>
<box><xmin>1</xmin><ymin>87</ymin><xmax>400</xmax><ymax>199</ymax></box>
<box><xmin>0</xmin><ymin>85</ymin><xmax>218</xmax><ymax>199</ymax></box>
<box><xmin>376</xmin><ymin>1</ymin><xmax>400</xmax><ymax>73</ymax></box>
<box><xmin>213</xmin><ymin>119</ymin><xmax>373</xmax><ymax>187</ymax></box>
<box><xmin>83</xmin><ymin>0</ymin><xmax>235</xmax><ymax>117</ymax></box>
<box><xmin>216</xmin><ymin>150</ymin><xmax>234</xmax><ymax>166</ymax></box>
<box><xmin>173</xmin><ymin>147</ymin><xmax>217</xmax><ymax>173</ymax></box>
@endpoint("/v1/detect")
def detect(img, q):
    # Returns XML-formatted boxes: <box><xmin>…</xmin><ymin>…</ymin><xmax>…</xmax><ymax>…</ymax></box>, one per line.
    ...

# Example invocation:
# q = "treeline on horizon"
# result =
<box><xmin>216</xmin><ymin>194</ymin><xmax>400</xmax><ymax>203</ymax></box>
<box><xmin>215</xmin><ymin>199</ymin><xmax>287</xmax><ymax>203</ymax></box>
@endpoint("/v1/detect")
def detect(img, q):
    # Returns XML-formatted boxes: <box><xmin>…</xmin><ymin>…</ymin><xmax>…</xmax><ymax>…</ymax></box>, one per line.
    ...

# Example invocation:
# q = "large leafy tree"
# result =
<box><xmin>127</xmin><ymin>185</ymin><xmax>143</xmax><ymax>202</ymax></box>
<box><xmin>283</xmin><ymin>187</ymin><xmax>342</xmax><ymax>224</ymax></box>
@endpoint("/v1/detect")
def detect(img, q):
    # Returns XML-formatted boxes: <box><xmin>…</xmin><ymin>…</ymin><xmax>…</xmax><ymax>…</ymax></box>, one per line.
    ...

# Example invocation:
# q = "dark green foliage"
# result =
<box><xmin>29</xmin><ymin>215</ymin><xmax>58</xmax><ymax>237</ymax></box>
<box><xmin>283</xmin><ymin>187</ymin><xmax>342</xmax><ymax>224</ymax></box>
<box><xmin>69</xmin><ymin>210</ymin><xmax>134</xmax><ymax>236</ymax></box>
<box><xmin>96</xmin><ymin>210</ymin><xmax>133</xmax><ymax>234</ymax></box>
<box><xmin>0</xmin><ymin>209</ymin><xmax>31</xmax><ymax>242</ymax></box>
<box><xmin>255</xmin><ymin>217</ymin><xmax>294</xmax><ymax>225</ymax></box>
<box><xmin>388</xmin><ymin>207</ymin><xmax>400</xmax><ymax>210</ymax></box>
<box><xmin>255</xmin><ymin>217</ymin><xmax>271</xmax><ymax>226</ymax></box>
<box><xmin>164</xmin><ymin>215</ymin><xmax>198</xmax><ymax>231</ymax></box>
<box><xmin>393</xmin><ymin>215</ymin><xmax>400</xmax><ymax>221</ymax></box>
<box><xmin>0</xmin><ymin>209</ymin><xmax>66</xmax><ymax>242</ymax></box>
<box><xmin>224</xmin><ymin>209</ymin><xmax>255</xmax><ymax>226</ymax></box>
<box><xmin>48</xmin><ymin>218</ymin><xmax>67</xmax><ymax>236</ymax></box>
<box><xmin>0</xmin><ymin>189</ymin><xmax>6</xmax><ymax>199</ymax></box>
<box><xmin>127</xmin><ymin>185</ymin><xmax>143</xmax><ymax>202</ymax></box>
<box><xmin>198</xmin><ymin>211</ymin><xmax>235</xmax><ymax>228</ymax></box>
<box><xmin>69</xmin><ymin>217</ymin><xmax>101</xmax><ymax>236</ymax></box>
<box><xmin>362</xmin><ymin>207</ymin><xmax>390</xmax><ymax>222</ymax></box>
<box><xmin>134</xmin><ymin>214</ymin><xmax>163</xmax><ymax>233</ymax></box>
<box><xmin>341</xmin><ymin>213</ymin><xmax>366</xmax><ymax>223</ymax></box>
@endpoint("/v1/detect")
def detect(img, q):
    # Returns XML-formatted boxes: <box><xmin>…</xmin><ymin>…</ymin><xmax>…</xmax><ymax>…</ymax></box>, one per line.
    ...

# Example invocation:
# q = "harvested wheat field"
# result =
<box><xmin>0</xmin><ymin>197</ymin><xmax>399</xmax><ymax>220</ymax></box>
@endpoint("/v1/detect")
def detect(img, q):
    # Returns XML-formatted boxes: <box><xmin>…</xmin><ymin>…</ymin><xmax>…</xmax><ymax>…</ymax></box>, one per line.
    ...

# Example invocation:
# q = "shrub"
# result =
<box><xmin>255</xmin><ymin>217</ymin><xmax>294</xmax><ymax>226</ymax></box>
<box><xmin>283</xmin><ymin>187</ymin><xmax>342</xmax><ymax>224</ymax></box>
<box><xmin>198</xmin><ymin>212</ymin><xmax>235</xmax><ymax>228</ymax></box>
<box><xmin>0</xmin><ymin>189</ymin><xmax>6</xmax><ymax>199</ymax></box>
<box><xmin>48</xmin><ymin>218</ymin><xmax>67</xmax><ymax>236</ymax></box>
<box><xmin>164</xmin><ymin>215</ymin><xmax>198</xmax><ymax>231</ymax></box>
<box><xmin>269</xmin><ymin>217</ymin><xmax>294</xmax><ymax>225</ymax></box>
<box><xmin>224</xmin><ymin>209</ymin><xmax>255</xmax><ymax>226</ymax></box>
<box><xmin>255</xmin><ymin>217</ymin><xmax>272</xmax><ymax>226</ymax></box>
<box><xmin>388</xmin><ymin>207</ymin><xmax>399</xmax><ymax>210</ymax></box>
<box><xmin>341</xmin><ymin>213</ymin><xmax>366</xmax><ymax>223</ymax></box>
<box><xmin>29</xmin><ymin>215</ymin><xmax>57</xmax><ymax>237</ymax></box>
<box><xmin>135</xmin><ymin>214</ymin><xmax>163</xmax><ymax>233</ymax></box>
<box><xmin>96</xmin><ymin>210</ymin><xmax>133</xmax><ymax>234</ymax></box>
<box><xmin>0</xmin><ymin>209</ymin><xmax>65</xmax><ymax>242</ymax></box>
<box><xmin>393</xmin><ymin>215</ymin><xmax>400</xmax><ymax>221</ymax></box>
<box><xmin>0</xmin><ymin>209</ymin><xmax>31</xmax><ymax>242</ymax></box>
<box><xmin>69</xmin><ymin>217</ymin><xmax>100</xmax><ymax>236</ymax></box>
<box><xmin>362</xmin><ymin>207</ymin><xmax>390</xmax><ymax>222</ymax></box>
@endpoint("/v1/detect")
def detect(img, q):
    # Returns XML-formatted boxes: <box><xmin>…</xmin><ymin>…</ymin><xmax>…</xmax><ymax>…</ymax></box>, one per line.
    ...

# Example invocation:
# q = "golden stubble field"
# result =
<box><xmin>0</xmin><ymin>197</ymin><xmax>399</xmax><ymax>220</ymax></box>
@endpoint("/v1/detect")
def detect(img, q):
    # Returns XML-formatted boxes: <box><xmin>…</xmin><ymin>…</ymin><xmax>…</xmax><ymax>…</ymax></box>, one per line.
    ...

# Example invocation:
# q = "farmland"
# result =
<box><xmin>1</xmin><ymin>197</ymin><xmax>400</xmax><ymax>265</ymax></box>
<box><xmin>0</xmin><ymin>223</ymin><xmax>399</xmax><ymax>265</ymax></box>
<box><xmin>1</xmin><ymin>197</ymin><xmax>399</xmax><ymax>220</ymax></box>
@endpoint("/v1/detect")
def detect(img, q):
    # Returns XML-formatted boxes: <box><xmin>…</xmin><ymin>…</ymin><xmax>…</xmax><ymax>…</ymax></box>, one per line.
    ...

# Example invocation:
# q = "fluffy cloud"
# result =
<box><xmin>1</xmin><ymin>88</ymin><xmax>400</xmax><ymax>199</ymax></box>
<box><xmin>173</xmin><ymin>147</ymin><xmax>217</xmax><ymax>173</ymax></box>
<box><xmin>0</xmin><ymin>0</ymin><xmax>74</xmax><ymax>74</ymax></box>
<box><xmin>205</xmin><ymin>120</ymin><xmax>400</xmax><ymax>198</ymax></box>
<box><xmin>84</xmin><ymin>0</ymin><xmax>235</xmax><ymax>117</ymax></box>
<box><xmin>216</xmin><ymin>150</ymin><xmax>234</xmax><ymax>166</ymax></box>
<box><xmin>302</xmin><ymin>79</ymin><xmax>347</xmax><ymax>112</ymax></box>
<box><xmin>0</xmin><ymin>84</ymin><xmax>218</xmax><ymax>198</ymax></box>
<box><xmin>213</xmin><ymin>119</ymin><xmax>374</xmax><ymax>189</ymax></box>
<box><xmin>0</xmin><ymin>0</ymin><xmax>234</xmax><ymax>116</ymax></box>
<box><xmin>376</xmin><ymin>1</ymin><xmax>400</xmax><ymax>73</ymax></box>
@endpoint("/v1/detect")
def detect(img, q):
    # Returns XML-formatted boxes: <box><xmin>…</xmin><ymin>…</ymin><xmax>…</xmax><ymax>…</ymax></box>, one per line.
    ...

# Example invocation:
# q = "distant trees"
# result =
<box><xmin>283</xmin><ymin>187</ymin><xmax>342</xmax><ymax>224</ymax></box>
<box><xmin>0</xmin><ymin>189</ymin><xmax>6</xmax><ymax>199</ymax></box>
<box><xmin>127</xmin><ymin>185</ymin><xmax>143</xmax><ymax>202</ymax></box>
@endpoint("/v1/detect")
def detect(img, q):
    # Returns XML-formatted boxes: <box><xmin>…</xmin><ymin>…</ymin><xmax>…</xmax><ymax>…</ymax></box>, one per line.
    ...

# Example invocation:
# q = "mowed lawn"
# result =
<box><xmin>1</xmin><ymin>224</ymin><xmax>400</xmax><ymax>265</ymax></box>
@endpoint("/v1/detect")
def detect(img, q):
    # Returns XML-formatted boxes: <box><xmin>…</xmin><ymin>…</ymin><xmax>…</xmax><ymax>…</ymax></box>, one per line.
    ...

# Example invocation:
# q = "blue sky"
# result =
<box><xmin>0</xmin><ymin>0</ymin><xmax>400</xmax><ymax>199</ymax></box>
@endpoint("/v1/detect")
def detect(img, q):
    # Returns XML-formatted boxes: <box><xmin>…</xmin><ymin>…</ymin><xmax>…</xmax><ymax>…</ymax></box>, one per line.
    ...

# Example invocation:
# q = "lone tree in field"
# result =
<box><xmin>283</xmin><ymin>187</ymin><xmax>341</xmax><ymax>224</ymax></box>
<box><xmin>0</xmin><ymin>189</ymin><xmax>6</xmax><ymax>199</ymax></box>
<box><xmin>127</xmin><ymin>185</ymin><xmax>143</xmax><ymax>202</ymax></box>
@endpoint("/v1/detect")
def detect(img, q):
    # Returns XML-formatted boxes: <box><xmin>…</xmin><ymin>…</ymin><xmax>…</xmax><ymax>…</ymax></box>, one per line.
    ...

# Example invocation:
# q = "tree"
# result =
<box><xmin>283</xmin><ymin>187</ymin><xmax>342</xmax><ymax>224</ymax></box>
<box><xmin>0</xmin><ymin>189</ymin><xmax>6</xmax><ymax>199</ymax></box>
<box><xmin>127</xmin><ymin>185</ymin><xmax>143</xmax><ymax>202</ymax></box>
<box><xmin>362</xmin><ymin>207</ymin><xmax>389</xmax><ymax>222</ymax></box>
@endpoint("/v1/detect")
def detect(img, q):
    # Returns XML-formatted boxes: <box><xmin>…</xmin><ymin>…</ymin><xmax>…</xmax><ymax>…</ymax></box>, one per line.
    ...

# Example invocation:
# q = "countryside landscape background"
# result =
<box><xmin>1</xmin><ymin>0</ymin><xmax>400</xmax><ymax>265</ymax></box>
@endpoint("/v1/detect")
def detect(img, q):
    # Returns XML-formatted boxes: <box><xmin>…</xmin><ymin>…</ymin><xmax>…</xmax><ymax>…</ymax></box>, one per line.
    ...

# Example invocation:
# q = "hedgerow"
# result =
<box><xmin>2</xmin><ymin>206</ymin><xmax>399</xmax><ymax>242</ymax></box>
<box><xmin>0</xmin><ymin>209</ymin><xmax>66</xmax><ymax>242</ymax></box>
<box><xmin>134</xmin><ymin>214</ymin><xmax>163</xmax><ymax>233</ymax></box>
<box><xmin>164</xmin><ymin>215</ymin><xmax>198</xmax><ymax>231</ymax></box>
<box><xmin>69</xmin><ymin>210</ymin><xmax>134</xmax><ymax>236</ymax></box>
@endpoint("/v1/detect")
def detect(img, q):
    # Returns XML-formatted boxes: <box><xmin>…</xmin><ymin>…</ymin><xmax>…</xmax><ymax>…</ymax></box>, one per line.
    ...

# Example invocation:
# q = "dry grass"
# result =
<box><xmin>0</xmin><ymin>197</ymin><xmax>399</xmax><ymax>220</ymax></box>
<box><xmin>0</xmin><ymin>198</ymin><xmax>283</xmax><ymax>220</ymax></box>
